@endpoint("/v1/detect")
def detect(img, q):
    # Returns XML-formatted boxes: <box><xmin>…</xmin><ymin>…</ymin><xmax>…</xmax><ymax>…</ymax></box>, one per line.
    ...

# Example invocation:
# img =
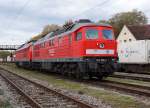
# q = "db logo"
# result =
<box><xmin>99</xmin><ymin>43</ymin><xmax>104</xmax><ymax>48</ymax></box>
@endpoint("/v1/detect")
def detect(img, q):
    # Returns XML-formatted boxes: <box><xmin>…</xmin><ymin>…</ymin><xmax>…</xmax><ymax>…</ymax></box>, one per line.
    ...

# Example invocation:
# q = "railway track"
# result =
<box><xmin>90</xmin><ymin>80</ymin><xmax>150</xmax><ymax>97</ymax></box>
<box><xmin>117</xmin><ymin>71</ymin><xmax>150</xmax><ymax>75</ymax></box>
<box><xmin>0</xmin><ymin>76</ymin><xmax>33</xmax><ymax>108</ymax></box>
<box><xmin>56</xmin><ymin>75</ymin><xmax>150</xmax><ymax>97</ymax></box>
<box><xmin>0</xmin><ymin>66</ymin><xmax>149</xmax><ymax>106</ymax></box>
<box><xmin>0</xmin><ymin>68</ymin><xmax>94</xmax><ymax>108</ymax></box>
<box><xmin>111</xmin><ymin>72</ymin><xmax>150</xmax><ymax>82</ymax></box>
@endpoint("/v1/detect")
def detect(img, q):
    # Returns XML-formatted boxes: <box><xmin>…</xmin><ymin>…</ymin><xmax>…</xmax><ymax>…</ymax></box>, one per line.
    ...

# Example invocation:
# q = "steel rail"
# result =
<box><xmin>98</xmin><ymin>80</ymin><xmax>150</xmax><ymax>97</ymax></box>
<box><xmin>1</xmin><ymin>66</ymin><xmax>149</xmax><ymax>106</ymax></box>
<box><xmin>110</xmin><ymin>74</ymin><xmax>150</xmax><ymax>82</ymax></box>
<box><xmin>103</xmin><ymin>80</ymin><xmax>150</xmax><ymax>90</ymax></box>
<box><xmin>0</xmin><ymin>67</ymin><xmax>94</xmax><ymax>108</ymax></box>
<box><xmin>0</xmin><ymin>73</ymin><xmax>42</xmax><ymax>108</ymax></box>
<box><xmin>118</xmin><ymin>71</ymin><xmax>150</xmax><ymax>75</ymax></box>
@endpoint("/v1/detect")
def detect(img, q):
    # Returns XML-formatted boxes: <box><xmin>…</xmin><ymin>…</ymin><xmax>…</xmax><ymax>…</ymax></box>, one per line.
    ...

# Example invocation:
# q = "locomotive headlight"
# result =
<box><xmin>99</xmin><ymin>43</ymin><xmax>104</xmax><ymax>48</ymax></box>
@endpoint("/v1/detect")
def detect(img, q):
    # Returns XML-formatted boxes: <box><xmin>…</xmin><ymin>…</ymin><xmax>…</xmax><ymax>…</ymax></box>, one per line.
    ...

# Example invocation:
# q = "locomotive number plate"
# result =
<box><xmin>86</xmin><ymin>49</ymin><xmax>114</xmax><ymax>54</ymax></box>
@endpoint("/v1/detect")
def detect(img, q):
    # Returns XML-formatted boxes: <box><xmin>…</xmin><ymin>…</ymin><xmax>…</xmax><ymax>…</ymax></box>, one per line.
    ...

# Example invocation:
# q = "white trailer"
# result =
<box><xmin>117</xmin><ymin>40</ymin><xmax>150</xmax><ymax>72</ymax></box>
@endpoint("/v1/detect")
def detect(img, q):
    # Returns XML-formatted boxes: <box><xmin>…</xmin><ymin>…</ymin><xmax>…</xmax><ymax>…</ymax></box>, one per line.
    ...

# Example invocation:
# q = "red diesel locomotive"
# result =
<box><xmin>15</xmin><ymin>19</ymin><xmax>117</xmax><ymax>79</ymax></box>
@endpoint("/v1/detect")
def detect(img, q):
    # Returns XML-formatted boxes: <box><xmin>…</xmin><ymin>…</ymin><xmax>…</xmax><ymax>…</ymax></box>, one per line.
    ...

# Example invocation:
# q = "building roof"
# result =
<box><xmin>127</xmin><ymin>25</ymin><xmax>150</xmax><ymax>40</ymax></box>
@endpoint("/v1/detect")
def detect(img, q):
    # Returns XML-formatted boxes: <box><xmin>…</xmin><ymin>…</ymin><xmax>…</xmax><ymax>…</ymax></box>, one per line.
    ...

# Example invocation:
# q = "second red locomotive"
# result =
<box><xmin>15</xmin><ymin>19</ymin><xmax>117</xmax><ymax>79</ymax></box>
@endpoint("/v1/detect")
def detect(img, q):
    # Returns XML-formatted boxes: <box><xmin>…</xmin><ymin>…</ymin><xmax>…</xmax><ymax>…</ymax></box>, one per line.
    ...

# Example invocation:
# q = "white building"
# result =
<box><xmin>7</xmin><ymin>56</ymin><xmax>11</xmax><ymax>62</ymax></box>
<box><xmin>117</xmin><ymin>25</ymin><xmax>150</xmax><ymax>43</ymax></box>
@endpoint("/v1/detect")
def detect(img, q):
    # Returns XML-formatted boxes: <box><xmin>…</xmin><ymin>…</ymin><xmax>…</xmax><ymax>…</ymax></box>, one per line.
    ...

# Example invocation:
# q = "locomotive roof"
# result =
<box><xmin>16</xmin><ymin>42</ymin><xmax>32</xmax><ymax>51</ymax></box>
<box><xmin>34</xmin><ymin>32</ymin><xmax>54</xmax><ymax>45</ymax></box>
<box><xmin>34</xmin><ymin>22</ymin><xmax>111</xmax><ymax>45</ymax></box>
<box><xmin>51</xmin><ymin>22</ymin><xmax>111</xmax><ymax>38</ymax></box>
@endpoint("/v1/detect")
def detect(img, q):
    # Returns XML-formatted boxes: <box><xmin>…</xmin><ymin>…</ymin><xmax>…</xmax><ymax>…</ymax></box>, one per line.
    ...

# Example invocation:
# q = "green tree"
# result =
<box><xmin>110</xmin><ymin>9</ymin><xmax>148</xmax><ymax>37</ymax></box>
<box><xmin>0</xmin><ymin>51</ymin><xmax>11</xmax><ymax>58</ymax></box>
<box><xmin>42</xmin><ymin>24</ymin><xmax>61</xmax><ymax>35</ymax></box>
<box><xmin>99</xmin><ymin>9</ymin><xmax>148</xmax><ymax>38</ymax></box>
<box><xmin>31</xmin><ymin>24</ymin><xmax>61</xmax><ymax>41</ymax></box>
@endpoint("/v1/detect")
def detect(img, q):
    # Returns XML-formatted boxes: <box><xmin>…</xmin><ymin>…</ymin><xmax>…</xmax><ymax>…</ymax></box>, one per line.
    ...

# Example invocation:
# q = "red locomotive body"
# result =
<box><xmin>15</xmin><ymin>20</ymin><xmax>117</xmax><ymax>79</ymax></box>
<box><xmin>33</xmin><ymin>25</ymin><xmax>117</xmax><ymax>60</ymax></box>
<box><xmin>15</xmin><ymin>42</ymin><xmax>33</xmax><ymax>67</ymax></box>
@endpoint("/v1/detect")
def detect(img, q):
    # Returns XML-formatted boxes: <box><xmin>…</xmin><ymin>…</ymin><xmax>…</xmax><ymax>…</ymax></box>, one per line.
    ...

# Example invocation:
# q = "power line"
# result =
<box><xmin>71</xmin><ymin>0</ymin><xmax>111</xmax><ymax>19</ymax></box>
<box><xmin>6</xmin><ymin>0</ymin><xmax>32</xmax><ymax>43</ymax></box>
<box><xmin>14</xmin><ymin>0</ymin><xmax>31</xmax><ymax>21</ymax></box>
<box><xmin>6</xmin><ymin>0</ymin><xmax>31</xmax><ymax>29</ymax></box>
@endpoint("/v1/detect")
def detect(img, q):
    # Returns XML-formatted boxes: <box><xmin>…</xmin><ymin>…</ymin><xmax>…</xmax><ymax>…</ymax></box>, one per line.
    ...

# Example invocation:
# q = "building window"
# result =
<box><xmin>124</xmin><ymin>40</ymin><xmax>127</xmax><ymax>42</ymax></box>
<box><xmin>76</xmin><ymin>32</ymin><xmax>82</xmax><ymax>41</ymax></box>
<box><xmin>129</xmin><ymin>39</ymin><xmax>132</xmax><ymax>42</ymax></box>
<box><xmin>124</xmin><ymin>32</ymin><xmax>126</xmax><ymax>35</ymax></box>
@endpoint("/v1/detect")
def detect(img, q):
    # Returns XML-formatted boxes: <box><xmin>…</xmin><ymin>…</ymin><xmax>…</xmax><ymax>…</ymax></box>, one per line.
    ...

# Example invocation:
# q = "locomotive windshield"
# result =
<box><xmin>86</xmin><ymin>29</ymin><xmax>98</xmax><ymax>39</ymax></box>
<box><xmin>102</xmin><ymin>30</ymin><xmax>113</xmax><ymax>39</ymax></box>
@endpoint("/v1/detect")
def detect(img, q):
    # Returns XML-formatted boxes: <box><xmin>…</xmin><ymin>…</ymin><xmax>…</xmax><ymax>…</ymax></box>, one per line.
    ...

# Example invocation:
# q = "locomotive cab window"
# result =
<box><xmin>86</xmin><ymin>29</ymin><xmax>98</xmax><ymax>39</ymax></box>
<box><xmin>75</xmin><ymin>32</ymin><xmax>82</xmax><ymax>41</ymax></box>
<box><xmin>102</xmin><ymin>30</ymin><xmax>113</xmax><ymax>40</ymax></box>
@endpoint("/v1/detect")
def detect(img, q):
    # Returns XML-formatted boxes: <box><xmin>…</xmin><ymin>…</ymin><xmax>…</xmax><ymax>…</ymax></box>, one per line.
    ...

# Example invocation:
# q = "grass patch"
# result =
<box><xmin>0</xmin><ymin>98</ymin><xmax>12</xmax><ymax>108</ymax></box>
<box><xmin>0</xmin><ymin>63</ymin><xmax>150</xmax><ymax>108</ymax></box>
<box><xmin>1</xmin><ymin>101</ymin><xmax>12</xmax><ymax>108</ymax></box>
<box><xmin>84</xmin><ymin>88</ymin><xmax>149</xmax><ymax>108</ymax></box>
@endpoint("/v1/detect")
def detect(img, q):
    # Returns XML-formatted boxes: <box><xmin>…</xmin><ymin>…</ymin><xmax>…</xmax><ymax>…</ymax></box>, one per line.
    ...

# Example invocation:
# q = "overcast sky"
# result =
<box><xmin>0</xmin><ymin>0</ymin><xmax>150</xmax><ymax>45</ymax></box>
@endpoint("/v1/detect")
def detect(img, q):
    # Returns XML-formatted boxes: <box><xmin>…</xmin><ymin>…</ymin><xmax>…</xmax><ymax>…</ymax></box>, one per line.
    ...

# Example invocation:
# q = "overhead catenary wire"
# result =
<box><xmin>7</xmin><ymin>0</ymin><xmax>31</xmax><ymax>29</ymax></box>
<box><xmin>71</xmin><ymin>0</ymin><xmax>112</xmax><ymax>19</ymax></box>
<box><xmin>5</xmin><ymin>0</ymin><xmax>32</xmax><ymax>44</ymax></box>
<box><xmin>14</xmin><ymin>0</ymin><xmax>31</xmax><ymax>20</ymax></box>
<box><xmin>71</xmin><ymin>0</ymin><xmax>150</xmax><ymax>23</ymax></box>
<box><xmin>3</xmin><ymin>0</ymin><xmax>150</xmax><ymax>45</ymax></box>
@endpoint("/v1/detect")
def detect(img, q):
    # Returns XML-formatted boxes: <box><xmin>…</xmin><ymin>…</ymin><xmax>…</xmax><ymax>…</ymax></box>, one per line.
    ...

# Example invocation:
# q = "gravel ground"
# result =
<box><xmin>89</xmin><ymin>85</ymin><xmax>150</xmax><ymax>106</ymax></box>
<box><xmin>30</xmin><ymin>75</ymin><xmax>150</xmax><ymax>107</ymax></box>
<box><xmin>0</xmin><ymin>73</ymin><xmax>111</xmax><ymax>108</ymax></box>
<box><xmin>0</xmin><ymin>76</ymin><xmax>32</xmax><ymax>108</ymax></box>
<box><xmin>28</xmin><ymin>76</ymin><xmax>112</xmax><ymax>108</ymax></box>
<box><xmin>1</xmin><ymin>64</ymin><xmax>150</xmax><ymax>108</ymax></box>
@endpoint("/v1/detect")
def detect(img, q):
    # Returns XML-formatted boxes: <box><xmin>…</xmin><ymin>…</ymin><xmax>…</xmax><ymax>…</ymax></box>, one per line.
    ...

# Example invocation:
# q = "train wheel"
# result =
<box><xmin>97</xmin><ymin>71</ymin><xmax>104</xmax><ymax>80</ymax></box>
<box><xmin>61</xmin><ymin>69</ymin><xmax>67</xmax><ymax>77</ymax></box>
<box><xmin>75</xmin><ymin>67</ymin><xmax>83</xmax><ymax>80</ymax></box>
<box><xmin>89</xmin><ymin>74</ymin><xmax>93</xmax><ymax>79</ymax></box>
<box><xmin>98</xmin><ymin>76</ymin><xmax>103</xmax><ymax>80</ymax></box>
<box><xmin>109</xmin><ymin>65</ymin><xmax>114</xmax><ymax>74</ymax></box>
<box><xmin>61</xmin><ymin>63</ymin><xmax>67</xmax><ymax>76</ymax></box>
